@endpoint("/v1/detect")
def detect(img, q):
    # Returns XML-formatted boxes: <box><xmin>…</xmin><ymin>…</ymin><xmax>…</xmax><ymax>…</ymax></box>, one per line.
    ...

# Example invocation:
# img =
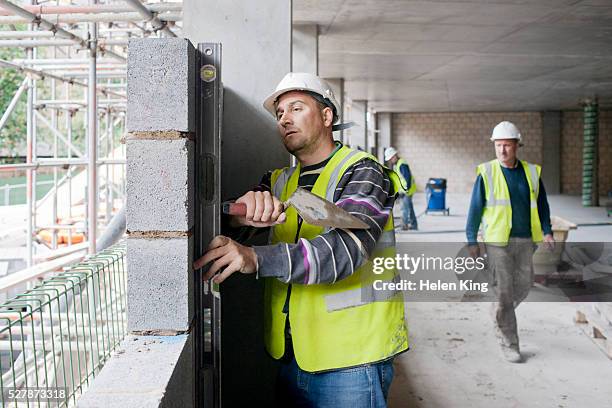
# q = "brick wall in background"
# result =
<box><xmin>561</xmin><ymin>110</ymin><xmax>612</xmax><ymax>195</ymax></box>
<box><xmin>601</xmin><ymin>112</ymin><xmax>612</xmax><ymax>195</ymax></box>
<box><xmin>392</xmin><ymin>112</ymin><xmax>543</xmax><ymax>193</ymax></box>
<box><xmin>560</xmin><ymin>111</ymin><xmax>582</xmax><ymax>195</ymax></box>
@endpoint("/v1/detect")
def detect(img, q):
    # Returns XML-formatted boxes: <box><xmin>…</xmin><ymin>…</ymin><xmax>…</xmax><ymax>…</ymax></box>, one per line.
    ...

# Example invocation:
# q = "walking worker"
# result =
<box><xmin>194</xmin><ymin>72</ymin><xmax>408</xmax><ymax>406</ymax></box>
<box><xmin>466</xmin><ymin>120</ymin><xmax>554</xmax><ymax>363</ymax></box>
<box><xmin>384</xmin><ymin>147</ymin><xmax>417</xmax><ymax>230</ymax></box>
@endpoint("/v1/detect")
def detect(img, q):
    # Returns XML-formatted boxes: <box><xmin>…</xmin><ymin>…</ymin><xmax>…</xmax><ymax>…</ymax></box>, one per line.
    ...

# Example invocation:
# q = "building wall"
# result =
<box><xmin>392</xmin><ymin>112</ymin><xmax>543</xmax><ymax>193</ymax></box>
<box><xmin>560</xmin><ymin>111</ymin><xmax>582</xmax><ymax>194</ymax></box>
<box><xmin>392</xmin><ymin>110</ymin><xmax>611</xmax><ymax>195</ymax></box>
<box><xmin>561</xmin><ymin>110</ymin><xmax>612</xmax><ymax>195</ymax></box>
<box><xmin>601</xmin><ymin>112</ymin><xmax>612</xmax><ymax>196</ymax></box>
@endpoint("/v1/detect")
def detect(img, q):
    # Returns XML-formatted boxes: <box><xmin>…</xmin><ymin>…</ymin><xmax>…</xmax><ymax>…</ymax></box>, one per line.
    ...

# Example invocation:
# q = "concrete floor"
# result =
<box><xmin>389</xmin><ymin>193</ymin><xmax>612</xmax><ymax>408</ymax></box>
<box><xmin>395</xmin><ymin>192</ymin><xmax>611</xmax><ymax>243</ymax></box>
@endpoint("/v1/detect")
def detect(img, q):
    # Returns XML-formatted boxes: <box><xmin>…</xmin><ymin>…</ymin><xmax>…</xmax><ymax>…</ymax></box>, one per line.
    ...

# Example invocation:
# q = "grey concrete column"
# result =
<box><xmin>364</xmin><ymin>100</ymin><xmax>369</xmax><ymax>152</ymax></box>
<box><xmin>291</xmin><ymin>24</ymin><xmax>318</xmax><ymax>166</ymax></box>
<box><xmin>326</xmin><ymin>77</ymin><xmax>345</xmax><ymax>141</ymax></box>
<box><xmin>377</xmin><ymin>112</ymin><xmax>392</xmax><ymax>162</ymax></box>
<box><xmin>376</xmin><ymin>112</ymin><xmax>391</xmax><ymax>163</ymax></box>
<box><xmin>183</xmin><ymin>1</ymin><xmax>290</xmax><ymax>200</ymax></box>
<box><xmin>350</xmin><ymin>100</ymin><xmax>367</xmax><ymax>150</ymax></box>
<box><xmin>125</xmin><ymin>38</ymin><xmax>195</xmax><ymax>334</ymax></box>
<box><xmin>541</xmin><ymin>111</ymin><xmax>561</xmax><ymax>194</ymax></box>
<box><xmin>183</xmin><ymin>3</ymin><xmax>291</xmax><ymax>406</ymax></box>
<box><xmin>292</xmin><ymin>24</ymin><xmax>318</xmax><ymax>74</ymax></box>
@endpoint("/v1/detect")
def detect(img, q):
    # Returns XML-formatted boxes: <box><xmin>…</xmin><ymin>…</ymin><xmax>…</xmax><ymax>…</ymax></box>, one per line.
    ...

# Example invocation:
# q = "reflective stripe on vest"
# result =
<box><xmin>271</xmin><ymin>166</ymin><xmax>298</xmax><ymax>200</ymax></box>
<box><xmin>477</xmin><ymin>159</ymin><xmax>543</xmax><ymax>244</ymax></box>
<box><xmin>325</xmin><ymin>273</ymin><xmax>403</xmax><ymax>312</ymax></box>
<box><xmin>394</xmin><ymin>158</ymin><xmax>416</xmax><ymax>196</ymax></box>
<box><xmin>264</xmin><ymin>145</ymin><xmax>409</xmax><ymax>372</ymax></box>
<box><xmin>324</xmin><ymin>149</ymin><xmax>363</xmax><ymax>202</ymax></box>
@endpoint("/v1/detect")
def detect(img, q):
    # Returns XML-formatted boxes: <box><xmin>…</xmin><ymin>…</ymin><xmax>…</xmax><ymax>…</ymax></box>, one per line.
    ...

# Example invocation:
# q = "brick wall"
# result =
<box><xmin>601</xmin><ymin>112</ymin><xmax>612</xmax><ymax>195</ymax></box>
<box><xmin>561</xmin><ymin>110</ymin><xmax>612</xmax><ymax>195</ymax></box>
<box><xmin>560</xmin><ymin>111</ymin><xmax>582</xmax><ymax>194</ymax></box>
<box><xmin>391</xmin><ymin>112</ymin><xmax>543</xmax><ymax>193</ymax></box>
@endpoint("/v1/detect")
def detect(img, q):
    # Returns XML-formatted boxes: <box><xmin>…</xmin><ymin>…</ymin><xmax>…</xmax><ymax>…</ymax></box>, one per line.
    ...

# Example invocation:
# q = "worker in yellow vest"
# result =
<box><xmin>194</xmin><ymin>73</ymin><xmax>408</xmax><ymax>406</ymax></box>
<box><xmin>384</xmin><ymin>147</ymin><xmax>417</xmax><ymax>230</ymax></box>
<box><xmin>466</xmin><ymin>120</ymin><xmax>554</xmax><ymax>363</ymax></box>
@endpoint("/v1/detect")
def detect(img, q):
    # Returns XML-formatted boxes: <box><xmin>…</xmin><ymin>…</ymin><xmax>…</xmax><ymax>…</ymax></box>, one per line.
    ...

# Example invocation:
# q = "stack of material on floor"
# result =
<box><xmin>533</xmin><ymin>215</ymin><xmax>577</xmax><ymax>278</ymax></box>
<box><xmin>575</xmin><ymin>303</ymin><xmax>612</xmax><ymax>359</ymax></box>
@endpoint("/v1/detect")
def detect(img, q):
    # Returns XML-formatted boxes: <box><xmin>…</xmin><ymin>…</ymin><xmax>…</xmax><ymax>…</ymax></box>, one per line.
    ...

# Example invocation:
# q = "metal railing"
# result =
<box><xmin>0</xmin><ymin>241</ymin><xmax>126</xmax><ymax>407</ymax></box>
<box><xmin>1</xmin><ymin>181</ymin><xmax>54</xmax><ymax>206</ymax></box>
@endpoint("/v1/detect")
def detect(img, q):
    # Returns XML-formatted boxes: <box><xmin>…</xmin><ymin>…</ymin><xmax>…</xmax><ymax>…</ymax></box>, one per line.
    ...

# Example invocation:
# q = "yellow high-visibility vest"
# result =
<box><xmin>394</xmin><ymin>158</ymin><xmax>416</xmax><ymax>196</ymax></box>
<box><xmin>263</xmin><ymin>145</ymin><xmax>409</xmax><ymax>372</ymax></box>
<box><xmin>477</xmin><ymin>159</ymin><xmax>544</xmax><ymax>245</ymax></box>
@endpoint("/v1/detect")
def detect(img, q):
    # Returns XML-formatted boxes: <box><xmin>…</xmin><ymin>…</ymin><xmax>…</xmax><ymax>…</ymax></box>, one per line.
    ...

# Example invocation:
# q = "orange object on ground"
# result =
<box><xmin>38</xmin><ymin>229</ymin><xmax>85</xmax><ymax>244</ymax></box>
<box><xmin>58</xmin><ymin>230</ymin><xmax>85</xmax><ymax>244</ymax></box>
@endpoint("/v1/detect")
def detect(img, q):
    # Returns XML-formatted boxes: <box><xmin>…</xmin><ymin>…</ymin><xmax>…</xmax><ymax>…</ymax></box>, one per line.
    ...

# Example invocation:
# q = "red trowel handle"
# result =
<box><xmin>222</xmin><ymin>202</ymin><xmax>247</xmax><ymax>216</ymax></box>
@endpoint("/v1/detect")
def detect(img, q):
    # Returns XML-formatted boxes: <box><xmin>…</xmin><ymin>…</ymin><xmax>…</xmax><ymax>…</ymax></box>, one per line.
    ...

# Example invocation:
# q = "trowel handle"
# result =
<box><xmin>223</xmin><ymin>200</ymin><xmax>287</xmax><ymax>216</ymax></box>
<box><xmin>222</xmin><ymin>202</ymin><xmax>247</xmax><ymax>216</ymax></box>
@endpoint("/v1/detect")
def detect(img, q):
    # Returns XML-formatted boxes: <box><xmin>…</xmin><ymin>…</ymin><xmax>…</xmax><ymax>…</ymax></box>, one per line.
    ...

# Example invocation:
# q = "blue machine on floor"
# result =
<box><xmin>425</xmin><ymin>178</ymin><xmax>450</xmax><ymax>215</ymax></box>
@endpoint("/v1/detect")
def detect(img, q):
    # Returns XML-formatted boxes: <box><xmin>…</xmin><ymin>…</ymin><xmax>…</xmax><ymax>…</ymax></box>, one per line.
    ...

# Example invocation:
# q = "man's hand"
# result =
<box><xmin>543</xmin><ymin>233</ymin><xmax>555</xmax><ymax>251</ymax></box>
<box><xmin>193</xmin><ymin>235</ymin><xmax>258</xmax><ymax>284</ymax></box>
<box><xmin>229</xmin><ymin>191</ymin><xmax>286</xmax><ymax>228</ymax></box>
<box><xmin>468</xmin><ymin>243</ymin><xmax>481</xmax><ymax>259</ymax></box>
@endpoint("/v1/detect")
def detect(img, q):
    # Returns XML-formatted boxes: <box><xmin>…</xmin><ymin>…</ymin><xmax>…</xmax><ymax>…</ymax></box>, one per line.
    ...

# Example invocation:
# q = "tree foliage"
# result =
<box><xmin>0</xmin><ymin>46</ymin><xmax>26</xmax><ymax>162</ymax></box>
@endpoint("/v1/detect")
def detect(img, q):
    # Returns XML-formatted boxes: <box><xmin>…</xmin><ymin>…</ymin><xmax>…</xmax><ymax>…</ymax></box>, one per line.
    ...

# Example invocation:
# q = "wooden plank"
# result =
<box><xmin>593</xmin><ymin>303</ymin><xmax>612</xmax><ymax>326</ymax></box>
<box><xmin>575</xmin><ymin>307</ymin><xmax>612</xmax><ymax>359</ymax></box>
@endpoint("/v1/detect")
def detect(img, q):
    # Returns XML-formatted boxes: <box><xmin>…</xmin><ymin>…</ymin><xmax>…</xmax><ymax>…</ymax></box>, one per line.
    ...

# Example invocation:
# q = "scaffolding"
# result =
<box><xmin>0</xmin><ymin>1</ymin><xmax>182</xmax><ymax>272</ymax></box>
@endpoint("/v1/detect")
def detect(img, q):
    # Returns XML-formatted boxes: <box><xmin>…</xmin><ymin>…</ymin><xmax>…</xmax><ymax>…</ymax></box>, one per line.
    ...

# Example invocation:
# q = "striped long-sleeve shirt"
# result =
<box><xmin>230</xmin><ymin>145</ymin><xmax>396</xmax><ymax>285</ymax></box>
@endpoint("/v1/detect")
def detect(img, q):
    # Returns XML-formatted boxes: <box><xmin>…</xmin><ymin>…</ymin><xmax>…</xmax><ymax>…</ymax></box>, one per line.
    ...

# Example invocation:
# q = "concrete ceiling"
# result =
<box><xmin>293</xmin><ymin>0</ymin><xmax>612</xmax><ymax>112</ymax></box>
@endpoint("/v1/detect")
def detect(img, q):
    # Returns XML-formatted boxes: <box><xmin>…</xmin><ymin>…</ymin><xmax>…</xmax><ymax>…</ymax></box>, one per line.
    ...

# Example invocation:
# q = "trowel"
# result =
<box><xmin>222</xmin><ymin>187</ymin><xmax>370</xmax><ymax>229</ymax></box>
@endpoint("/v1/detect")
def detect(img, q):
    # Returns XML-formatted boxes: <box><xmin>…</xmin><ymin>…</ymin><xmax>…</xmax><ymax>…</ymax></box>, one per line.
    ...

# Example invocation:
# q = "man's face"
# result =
<box><xmin>494</xmin><ymin>139</ymin><xmax>518</xmax><ymax>163</ymax></box>
<box><xmin>389</xmin><ymin>154</ymin><xmax>398</xmax><ymax>165</ymax></box>
<box><xmin>275</xmin><ymin>91</ymin><xmax>332</xmax><ymax>155</ymax></box>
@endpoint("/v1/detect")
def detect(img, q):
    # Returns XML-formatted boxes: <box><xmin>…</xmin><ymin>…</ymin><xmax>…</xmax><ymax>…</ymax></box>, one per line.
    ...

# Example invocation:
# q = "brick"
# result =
<box><xmin>127</xmin><ymin>236</ymin><xmax>193</xmax><ymax>332</ymax></box>
<box><xmin>127</xmin><ymin>38</ymin><xmax>195</xmax><ymax>133</ymax></box>
<box><xmin>126</xmin><ymin>139</ymin><xmax>194</xmax><ymax>232</ymax></box>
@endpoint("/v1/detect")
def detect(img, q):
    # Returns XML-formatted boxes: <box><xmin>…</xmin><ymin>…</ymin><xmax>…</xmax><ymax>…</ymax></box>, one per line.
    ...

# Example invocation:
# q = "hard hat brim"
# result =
<box><xmin>490</xmin><ymin>137</ymin><xmax>524</xmax><ymax>147</ymax></box>
<box><xmin>263</xmin><ymin>87</ymin><xmax>340</xmax><ymax>124</ymax></box>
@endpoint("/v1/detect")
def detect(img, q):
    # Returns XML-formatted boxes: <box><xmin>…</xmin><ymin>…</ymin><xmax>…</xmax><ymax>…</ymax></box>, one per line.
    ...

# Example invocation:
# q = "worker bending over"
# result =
<box><xmin>194</xmin><ymin>73</ymin><xmax>408</xmax><ymax>406</ymax></box>
<box><xmin>466</xmin><ymin>121</ymin><xmax>554</xmax><ymax>363</ymax></box>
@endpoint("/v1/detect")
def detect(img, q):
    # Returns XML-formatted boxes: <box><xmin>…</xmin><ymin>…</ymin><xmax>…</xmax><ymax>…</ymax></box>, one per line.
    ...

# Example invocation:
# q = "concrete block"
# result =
<box><xmin>127</xmin><ymin>38</ymin><xmax>195</xmax><ymax>133</ymax></box>
<box><xmin>78</xmin><ymin>334</ymin><xmax>193</xmax><ymax>408</ymax></box>
<box><xmin>127</xmin><ymin>237</ymin><xmax>193</xmax><ymax>333</ymax></box>
<box><xmin>126</xmin><ymin>139</ymin><xmax>194</xmax><ymax>232</ymax></box>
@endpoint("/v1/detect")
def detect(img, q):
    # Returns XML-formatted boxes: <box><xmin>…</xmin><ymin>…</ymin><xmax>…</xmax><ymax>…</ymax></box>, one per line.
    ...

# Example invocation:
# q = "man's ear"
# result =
<box><xmin>322</xmin><ymin>107</ymin><xmax>334</xmax><ymax>127</ymax></box>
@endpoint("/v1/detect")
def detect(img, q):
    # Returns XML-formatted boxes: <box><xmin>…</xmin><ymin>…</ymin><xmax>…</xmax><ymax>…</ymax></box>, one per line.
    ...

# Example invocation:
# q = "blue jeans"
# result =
<box><xmin>276</xmin><ymin>357</ymin><xmax>394</xmax><ymax>407</ymax></box>
<box><xmin>401</xmin><ymin>194</ymin><xmax>417</xmax><ymax>228</ymax></box>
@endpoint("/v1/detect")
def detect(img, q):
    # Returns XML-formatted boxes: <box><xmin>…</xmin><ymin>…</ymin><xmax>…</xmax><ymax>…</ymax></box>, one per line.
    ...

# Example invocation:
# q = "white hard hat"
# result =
<box><xmin>491</xmin><ymin>121</ymin><xmax>521</xmax><ymax>142</ymax></box>
<box><xmin>384</xmin><ymin>147</ymin><xmax>398</xmax><ymax>162</ymax></box>
<box><xmin>263</xmin><ymin>72</ymin><xmax>341</xmax><ymax>123</ymax></box>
